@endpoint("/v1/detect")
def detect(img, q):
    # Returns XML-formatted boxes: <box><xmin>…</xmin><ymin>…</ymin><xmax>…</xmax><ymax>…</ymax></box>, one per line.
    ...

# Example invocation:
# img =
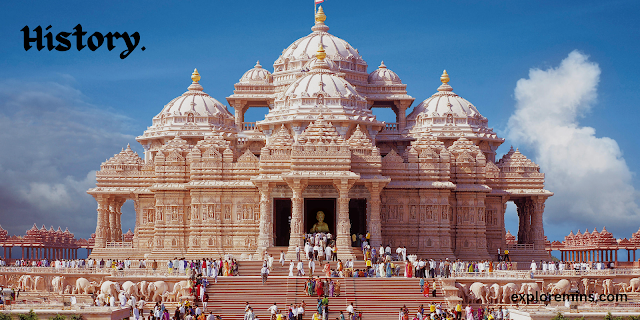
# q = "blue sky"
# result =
<box><xmin>0</xmin><ymin>0</ymin><xmax>639</xmax><ymax>245</ymax></box>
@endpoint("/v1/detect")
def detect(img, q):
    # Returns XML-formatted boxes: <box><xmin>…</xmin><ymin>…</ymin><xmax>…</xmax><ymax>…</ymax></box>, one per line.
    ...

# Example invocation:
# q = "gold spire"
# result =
<box><xmin>316</xmin><ymin>43</ymin><xmax>326</xmax><ymax>61</ymax></box>
<box><xmin>315</xmin><ymin>6</ymin><xmax>326</xmax><ymax>24</ymax></box>
<box><xmin>440</xmin><ymin>70</ymin><xmax>449</xmax><ymax>84</ymax></box>
<box><xmin>191</xmin><ymin>68</ymin><xmax>201</xmax><ymax>83</ymax></box>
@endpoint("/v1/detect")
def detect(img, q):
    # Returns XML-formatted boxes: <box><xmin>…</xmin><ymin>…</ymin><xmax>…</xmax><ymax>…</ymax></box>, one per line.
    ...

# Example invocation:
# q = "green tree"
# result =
<box><xmin>69</xmin><ymin>316</ymin><xmax>83</xmax><ymax>320</ymax></box>
<box><xmin>551</xmin><ymin>312</ymin><xmax>567</xmax><ymax>320</ymax></box>
<box><xmin>604</xmin><ymin>312</ymin><xmax>614</xmax><ymax>320</ymax></box>
<box><xmin>0</xmin><ymin>314</ymin><xmax>12</xmax><ymax>320</ymax></box>
<box><xmin>17</xmin><ymin>310</ymin><xmax>38</xmax><ymax>320</ymax></box>
<box><xmin>48</xmin><ymin>315</ymin><xmax>65</xmax><ymax>320</ymax></box>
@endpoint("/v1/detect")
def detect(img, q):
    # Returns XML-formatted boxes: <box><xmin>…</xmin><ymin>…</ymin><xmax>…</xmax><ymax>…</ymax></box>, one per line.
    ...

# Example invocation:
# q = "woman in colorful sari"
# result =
<box><xmin>386</xmin><ymin>262</ymin><xmax>392</xmax><ymax>277</ymax></box>
<box><xmin>315</xmin><ymin>278</ymin><xmax>323</xmax><ymax>297</ymax></box>
<box><xmin>323</xmin><ymin>263</ymin><xmax>331</xmax><ymax>277</ymax></box>
<box><xmin>223</xmin><ymin>260</ymin><xmax>230</xmax><ymax>276</ymax></box>
<box><xmin>307</xmin><ymin>279</ymin><xmax>314</xmax><ymax>296</ymax></box>
<box><xmin>405</xmin><ymin>261</ymin><xmax>413</xmax><ymax>278</ymax></box>
<box><xmin>422</xmin><ymin>280</ymin><xmax>430</xmax><ymax>297</ymax></box>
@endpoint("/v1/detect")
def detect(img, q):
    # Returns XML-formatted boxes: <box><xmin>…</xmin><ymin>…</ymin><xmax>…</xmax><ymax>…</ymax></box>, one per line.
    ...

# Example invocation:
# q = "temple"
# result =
<box><xmin>547</xmin><ymin>227</ymin><xmax>640</xmax><ymax>267</ymax></box>
<box><xmin>87</xmin><ymin>7</ymin><xmax>552</xmax><ymax>262</ymax></box>
<box><xmin>0</xmin><ymin>224</ymin><xmax>94</xmax><ymax>261</ymax></box>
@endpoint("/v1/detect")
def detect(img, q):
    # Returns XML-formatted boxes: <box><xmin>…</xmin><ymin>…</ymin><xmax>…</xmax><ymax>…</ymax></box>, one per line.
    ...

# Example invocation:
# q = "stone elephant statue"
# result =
<box><xmin>122</xmin><ymin>281</ymin><xmax>139</xmax><ymax>298</ymax></box>
<box><xmin>32</xmin><ymin>276</ymin><xmax>46</xmax><ymax>292</ymax></box>
<box><xmin>614</xmin><ymin>282</ymin><xmax>628</xmax><ymax>293</ymax></box>
<box><xmin>171</xmin><ymin>280</ymin><xmax>191</xmax><ymax>298</ymax></box>
<box><xmin>502</xmin><ymin>283</ymin><xmax>518</xmax><ymax>304</ymax></box>
<box><xmin>519</xmin><ymin>282</ymin><xmax>541</xmax><ymax>295</ymax></box>
<box><xmin>454</xmin><ymin>282</ymin><xmax>469</xmax><ymax>303</ymax></box>
<box><xmin>547</xmin><ymin>279</ymin><xmax>571</xmax><ymax>295</ymax></box>
<box><xmin>52</xmin><ymin>276</ymin><xmax>67</xmax><ymax>294</ymax></box>
<box><xmin>100</xmin><ymin>280</ymin><xmax>119</xmax><ymax>298</ymax></box>
<box><xmin>468</xmin><ymin>282</ymin><xmax>489</xmax><ymax>304</ymax></box>
<box><xmin>580</xmin><ymin>278</ymin><xmax>592</xmax><ymax>294</ymax></box>
<box><xmin>76</xmin><ymin>278</ymin><xmax>99</xmax><ymax>294</ymax></box>
<box><xmin>488</xmin><ymin>284</ymin><xmax>502</xmax><ymax>304</ymax></box>
<box><xmin>19</xmin><ymin>275</ymin><xmax>32</xmax><ymax>291</ymax></box>
<box><xmin>602</xmin><ymin>279</ymin><xmax>614</xmax><ymax>295</ymax></box>
<box><xmin>148</xmin><ymin>281</ymin><xmax>169</xmax><ymax>302</ymax></box>
<box><xmin>629</xmin><ymin>278</ymin><xmax>640</xmax><ymax>292</ymax></box>
<box><xmin>138</xmin><ymin>281</ymin><xmax>149</xmax><ymax>299</ymax></box>
<box><xmin>162</xmin><ymin>290</ymin><xmax>178</xmax><ymax>302</ymax></box>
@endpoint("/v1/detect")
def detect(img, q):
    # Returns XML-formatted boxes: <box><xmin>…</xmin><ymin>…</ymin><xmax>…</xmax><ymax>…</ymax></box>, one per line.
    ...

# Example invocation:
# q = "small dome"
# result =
<box><xmin>368</xmin><ymin>61</ymin><xmax>401</xmax><ymax>84</ymax></box>
<box><xmin>158</xmin><ymin>71</ymin><xmax>230</xmax><ymax>118</ymax></box>
<box><xmin>240</xmin><ymin>61</ymin><xmax>272</xmax><ymax>83</ymax></box>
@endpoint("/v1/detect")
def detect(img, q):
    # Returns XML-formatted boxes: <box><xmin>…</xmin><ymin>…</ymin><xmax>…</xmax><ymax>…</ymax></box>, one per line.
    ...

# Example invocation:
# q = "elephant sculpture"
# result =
<box><xmin>171</xmin><ymin>280</ymin><xmax>191</xmax><ymax>298</ymax></box>
<box><xmin>100</xmin><ymin>280</ymin><xmax>119</xmax><ymax>298</ymax></box>
<box><xmin>454</xmin><ymin>282</ymin><xmax>469</xmax><ymax>303</ymax></box>
<box><xmin>629</xmin><ymin>278</ymin><xmax>640</xmax><ymax>292</ymax></box>
<box><xmin>502</xmin><ymin>283</ymin><xmax>518</xmax><ymax>304</ymax></box>
<box><xmin>52</xmin><ymin>276</ymin><xmax>67</xmax><ymax>294</ymax></box>
<box><xmin>19</xmin><ymin>275</ymin><xmax>32</xmax><ymax>291</ymax></box>
<box><xmin>602</xmin><ymin>279</ymin><xmax>614</xmax><ymax>295</ymax></box>
<box><xmin>580</xmin><ymin>278</ymin><xmax>592</xmax><ymax>294</ymax></box>
<box><xmin>519</xmin><ymin>282</ymin><xmax>541</xmax><ymax>295</ymax></box>
<box><xmin>614</xmin><ymin>282</ymin><xmax>628</xmax><ymax>293</ymax></box>
<box><xmin>32</xmin><ymin>276</ymin><xmax>46</xmax><ymax>292</ymax></box>
<box><xmin>547</xmin><ymin>279</ymin><xmax>571</xmax><ymax>295</ymax></box>
<box><xmin>489</xmin><ymin>284</ymin><xmax>502</xmax><ymax>304</ymax></box>
<box><xmin>122</xmin><ymin>281</ymin><xmax>139</xmax><ymax>298</ymax></box>
<box><xmin>138</xmin><ymin>281</ymin><xmax>149</xmax><ymax>300</ymax></box>
<box><xmin>162</xmin><ymin>290</ymin><xmax>178</xmax><ymax>302</ymax></box>
<box><xmin>468</xmin><ymin>282</ymin><xmax>489</xmax><ymax>304</ymax></box>
<box><xmin>76</xmin><ymin>278</ymin><xmax>99</xmax><ymax>294</ymax></box>
<box><xmin>148</xmin><ymin>281</ymin><xmax>169</xmax><ymax>302</ymax></box>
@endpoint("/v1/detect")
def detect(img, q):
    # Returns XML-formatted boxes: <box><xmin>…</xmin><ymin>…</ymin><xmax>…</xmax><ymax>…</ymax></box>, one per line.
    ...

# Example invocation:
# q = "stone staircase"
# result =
<box><xmin>204</xmin><ymin>275</ymin><xmax>448</xmax><ymax>320</ymax></box>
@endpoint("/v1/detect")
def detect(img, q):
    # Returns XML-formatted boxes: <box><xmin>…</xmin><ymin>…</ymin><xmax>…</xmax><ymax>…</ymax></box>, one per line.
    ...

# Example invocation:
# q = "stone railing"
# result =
<box><xmin>105</xmin><ymin>241</ymin><xmax>133</xmax><ymax>249</ymax></box>
<box><xmin>383</xmin><ymin>122</ymin><xmax>398</xmax><ymax>132</ymax></box>
<box><xmin>243</xmin><ymin>122</ymin><xmax>257</xmax><ymax>131</ymax></box>
<box><xmin>530</xmin><ymin>268</ymin><xmax>640</xmax><ymax>277</ymax></box>
<box><xmin>506</xmin><ymin>243</ymin><xmax>536</xmax><ymax>251</ymax></box>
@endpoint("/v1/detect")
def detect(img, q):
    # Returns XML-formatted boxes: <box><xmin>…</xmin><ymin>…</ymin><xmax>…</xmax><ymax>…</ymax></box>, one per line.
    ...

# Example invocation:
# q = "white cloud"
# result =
<box><xmin>507</xmin><ymin>51</ymin><xmax>640</xmax><ymax>237</ymax></box>
<box><xmin>0</xmin><ymin>78</ymin><xmax>136</xmax><ymax>238</ymax></box>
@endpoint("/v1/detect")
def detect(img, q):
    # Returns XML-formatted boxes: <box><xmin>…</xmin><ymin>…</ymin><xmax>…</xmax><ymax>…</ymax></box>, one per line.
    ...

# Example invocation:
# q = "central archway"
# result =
<box><xmin>304</xmin><ymin>198</ymin><xmax>336</xmax><ymax>235</ymax></box>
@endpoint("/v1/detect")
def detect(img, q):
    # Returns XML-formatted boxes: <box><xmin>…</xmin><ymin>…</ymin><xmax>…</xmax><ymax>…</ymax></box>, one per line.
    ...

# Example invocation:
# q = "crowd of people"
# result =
<box><xmin>529</xmin><ymin>260</ymin><xmax>615</xmax><ymax>273</ymax></box>
<box><xmin>398</xmin><ymin>304</ymin><xmax>510</xmax><ymax>320</ymax></box>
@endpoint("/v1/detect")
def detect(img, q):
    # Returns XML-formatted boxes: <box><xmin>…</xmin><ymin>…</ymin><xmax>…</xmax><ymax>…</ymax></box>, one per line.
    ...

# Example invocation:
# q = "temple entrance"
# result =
<box><xmin>274</xmin><ymin>199</ymin><xmax>292</xmax><ymax>246</ymax></box>
<box><xmin>304</xmin><ymin>198</ymin><xmax>336</xmax><ymax>235</ymax></box>
<box><xmin>349</xmin><ymin>199</ymin><xmax>367</xmax><ymax>246</ymax></box>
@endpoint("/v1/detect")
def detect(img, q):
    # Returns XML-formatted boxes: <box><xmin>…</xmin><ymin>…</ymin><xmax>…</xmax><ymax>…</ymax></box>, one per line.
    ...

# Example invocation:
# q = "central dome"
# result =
<box><xmin>258</xmin><ymin>45</ymin><xmax>382</xmax><ymax>133</ymax></box>
<box><xmin>272</xmin><ymin>7</ymin><xmax>368</xmax><ymax>84</ymax></box>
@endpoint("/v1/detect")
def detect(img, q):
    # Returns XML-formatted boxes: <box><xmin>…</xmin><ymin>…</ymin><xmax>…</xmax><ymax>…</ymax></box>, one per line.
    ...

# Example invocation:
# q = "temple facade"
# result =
<box><xmin>87</xmin><ymin>7</ymin><xmax>552</xmax><ymax>262</ymax></box>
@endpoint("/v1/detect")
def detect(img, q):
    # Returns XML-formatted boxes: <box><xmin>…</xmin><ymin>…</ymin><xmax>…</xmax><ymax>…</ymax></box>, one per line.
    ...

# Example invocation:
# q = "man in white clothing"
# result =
<box><xmin>268</xmin><ymin>303</ymin><xmax>278</xmax><ymax>320</ymax></box>
<box><xmin>297</xmin><ymin>261</ymin><xmax>304</xmax><ymax>276</ymax></box>
<box><xmin>346</xmin><ymin>303</ymin><xmax>354</xmax><ymax>318</ymax></box>
<box><xmin>309</xmin><ymin>259</ymin><xmax>315</xmax><ymax>276</ymax></box>
<box><xmin>530</xmin><ymin>260</ymin><xmax>537</xmax><ymax>272</ymax></box>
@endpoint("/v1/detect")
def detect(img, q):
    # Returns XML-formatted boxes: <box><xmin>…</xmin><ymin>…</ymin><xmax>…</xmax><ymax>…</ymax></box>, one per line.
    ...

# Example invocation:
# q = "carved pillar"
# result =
<box><xmin>365</xmin><ymin>180</ymin><xmax>389</xmax><ymax>248</ymax></box>
<box><xmin>334</xmin><ymin>179</ymin><xmax>357</xmax><ymax>259</ymax></box>
<box><xmin>114</xmin><ymin>198</ymin><xmax>125</xmax><ymax>242</ymax></box>
<box><xmin>286</xmin><ymin>179</ymin><xmax>307</xmax><ymax>258</ymax></box>
<box><xmin>394</xmin><ymin>101</ymin><xmax>410</xmax><ymax>132</ymax></box>
<box><xmin>233</xmin><ymin>101</ymin><xmax>247</xmax><ymax>130</ymax></box>
<box><xmin>94</xmin><ymin>195</ymin><xmax>110</xmax><ymax>248</ymax></box>
<box><xmin>530</xmin><ymin>196</ymin><xmax>546</xmax><ymax>250</ymax></box>
<box><xmin>255</xmin><ymin>181</ymin><xmax>275</xmax><ymax>255</ymax></box>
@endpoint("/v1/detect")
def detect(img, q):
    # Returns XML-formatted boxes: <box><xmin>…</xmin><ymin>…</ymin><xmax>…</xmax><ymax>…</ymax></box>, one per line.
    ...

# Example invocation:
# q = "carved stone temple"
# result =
<box><xmin>87</xmin><ymin>7</ymin><xmax>552</xmax><ymax>262</ymax></box>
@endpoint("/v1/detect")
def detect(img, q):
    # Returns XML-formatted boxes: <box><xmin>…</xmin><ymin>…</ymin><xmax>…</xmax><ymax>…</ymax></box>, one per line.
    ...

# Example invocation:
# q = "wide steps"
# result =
<box><xmin>203</xmin><ymin>276</ymin><xmax>449</xmax><ymax>320</ymax></box>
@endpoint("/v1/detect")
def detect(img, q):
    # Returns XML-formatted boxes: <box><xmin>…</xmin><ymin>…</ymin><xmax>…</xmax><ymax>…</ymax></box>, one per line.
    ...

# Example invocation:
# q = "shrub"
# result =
<box><xmin>0</xmin><ymin>314</ymin><xmax>12</xmax><ymax>320</ymax></box>
<box><xmin>69</xmin><ymin>316</ymin><xmax>83</xmax><ymax>320</ymax></box>
<box><xmin>18</xmin><ymin>310</ymin><xmax>38</xmax><ymax>320</ymax></box>
<box><xmin>49</xmin><ymin>315</ymin><xmax>65</xmax><ymax>320</ymax></box>
<box><xmin>604</xmin><ymin>312</ymin><xmax>614</xmax><ymax>320</ymax></box>
<box><xmin>551</xmin><ymin>312</ymin><xmax>567</xmax><ymax>320</ymax></box>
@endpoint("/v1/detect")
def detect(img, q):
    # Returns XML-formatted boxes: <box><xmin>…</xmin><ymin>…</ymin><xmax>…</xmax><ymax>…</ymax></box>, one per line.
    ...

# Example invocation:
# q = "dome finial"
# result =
<box><xmin>440</xmin><ymin>70</ymin><xmax>450</xmax><ymax>84</ymax></box>
<box><xmin>255</xmin><ymin>61</ymin><xmax>262</xmax><ymax>68</ymax></box>
<box><xmin>191</xmin><ymin>68</ymin><xmax>201</xmax><ymax>83</ymax></box>
<box><xmin>316</xmin><ymin>6</ymin><xmax>326</xmax><ymax>24</ymax></box>
<box><xmin>379</xmin><ymin>61</ymin><xmax>387</xmax><ymax>69</ymax></box>
<box><xmin>316</xmin><ymin>43</ymin><xmax>327</xmax><ymax>61</ymax></box>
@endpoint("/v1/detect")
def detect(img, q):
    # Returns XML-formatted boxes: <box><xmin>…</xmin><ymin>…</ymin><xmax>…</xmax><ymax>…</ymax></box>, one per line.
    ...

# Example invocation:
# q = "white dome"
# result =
<box><xmin>259</xmin><ymin>57</ymin><xmax>380</xmax><ymax>127</ymax></box>
<box><xmin>239</xmin><ymin>61</ymin><xmax>272</xmax><ymax>83</ymax></box>
<box><xmin>137</xmin><ymin>69</ymin><xmax>235</xmax><ymax>144</ymax></box>
<box><xmin>368</xmin><ymin>61</ymin><xmax>401</xmax><ymax>84</ymax></box>
<box><xmin>272</xmin><ymin>7</ymin><xmax>368</xmax><ymax>82</ymax></box>
<box><xmin>159</xmin><ymin>84</ymin><xmax>230</xmax><ymax>118</ymax></box>
<box><xmin>407</xmin><ymin>71</ymin><xmax>501</xmax><ymax>142</ymax></box>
